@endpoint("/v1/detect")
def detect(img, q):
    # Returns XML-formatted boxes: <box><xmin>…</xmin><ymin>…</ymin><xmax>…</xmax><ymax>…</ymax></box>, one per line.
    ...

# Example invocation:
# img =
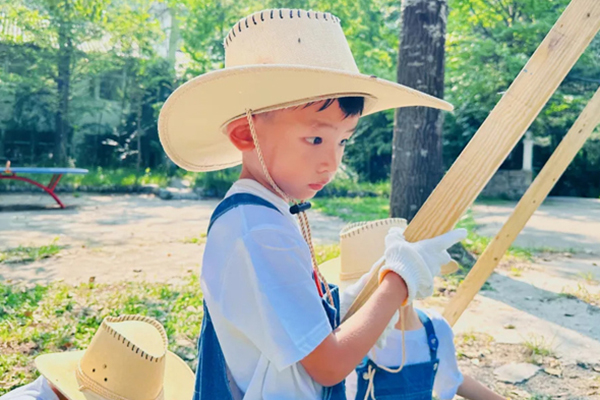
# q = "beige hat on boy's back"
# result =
<box><xmin>35</xmin><ymin>315</ymin><xmax>194</xmax><ymax>400</ymax></box>
<box><xmin>158</xmin><ymin>8</ymin><xmax>453</xmax><ymax>172</ymax></box>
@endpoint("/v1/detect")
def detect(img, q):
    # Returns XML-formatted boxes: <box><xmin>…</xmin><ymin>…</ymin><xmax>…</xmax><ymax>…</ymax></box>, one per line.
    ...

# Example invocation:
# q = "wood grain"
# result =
<box><xmin>443</xmin><ymin>85</ymin><xmax>600</xmax><ymax>326</ymax></box>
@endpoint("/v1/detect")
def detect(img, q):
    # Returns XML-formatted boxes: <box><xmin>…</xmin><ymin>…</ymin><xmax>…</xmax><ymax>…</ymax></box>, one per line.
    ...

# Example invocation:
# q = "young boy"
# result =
<box><xmin>158</xmin><ymin>8</ymin><xmax>466</xmax><ymax>399</ymax></box>
<box><xmin>346</xmin><ymin>303</ymin><xmax>506</xmax><ymax>400</ymax></box>
<box><xmin>321</xmin><ymin>221</ymin><xmax>504</xmax><ymax>400</ymax></box>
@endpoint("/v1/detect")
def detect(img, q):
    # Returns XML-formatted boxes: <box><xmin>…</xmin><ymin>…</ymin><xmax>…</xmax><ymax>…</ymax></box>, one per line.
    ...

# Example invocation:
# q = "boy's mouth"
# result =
<box><xmin>308</xmin><ymin>182</ymin><xmax>327</xmax><ymax>191</ymax></box>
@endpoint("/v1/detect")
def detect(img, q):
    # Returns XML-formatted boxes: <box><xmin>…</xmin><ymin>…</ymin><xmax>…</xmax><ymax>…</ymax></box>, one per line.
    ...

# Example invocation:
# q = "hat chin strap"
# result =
<box><xmin>245</xmin><ymin>109</ymin><xmax>333</xmax><ymax>305</ymax></box>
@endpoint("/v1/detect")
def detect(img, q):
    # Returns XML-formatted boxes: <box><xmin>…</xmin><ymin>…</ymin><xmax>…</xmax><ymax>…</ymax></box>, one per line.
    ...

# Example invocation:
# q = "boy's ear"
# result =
<box><xmin>226</xmin><ymin>117</ymin><xmax>255</xmax><ymax>151</ymax></box>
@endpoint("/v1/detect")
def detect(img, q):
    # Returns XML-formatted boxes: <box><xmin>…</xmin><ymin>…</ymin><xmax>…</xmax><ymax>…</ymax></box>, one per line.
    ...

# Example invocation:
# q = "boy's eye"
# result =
<box><xmin>340</xmin><ymin>139</ymin><xmax>348</xmax><ymax>146</ymax></box>
<box><xmin>305</xmin><ymin>137</ymin><xmax>323</xmax><ymax>145</ymax></box>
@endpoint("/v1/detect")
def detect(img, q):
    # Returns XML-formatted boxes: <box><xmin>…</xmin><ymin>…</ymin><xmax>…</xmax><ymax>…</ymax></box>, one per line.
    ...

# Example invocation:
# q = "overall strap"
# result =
<box><xmin>207</xmin><ymin>193</ymin><xmax>282</xmax><ymax>234</ymax></box>
<box><xmin>416</xmin><ymin>309</ymin><xmax>438</xmax><ymax>361</ymax></box>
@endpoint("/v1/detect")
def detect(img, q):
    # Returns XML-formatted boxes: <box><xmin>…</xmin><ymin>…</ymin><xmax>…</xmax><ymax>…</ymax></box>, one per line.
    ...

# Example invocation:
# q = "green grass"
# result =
<box><xmin>0</xmin><ymin>239</ymin><xmax>63</xmax><ymax>264</ymax></box>
<box><xmin>0</xmin><ymin>275</ymin><xmax>203</xmax><ymax>394</ymax></box>
<box><xmin>312</xmin><ymin>197</ymin><xmax>390</xmax><ymax>222</ymax></box>
<box><xmin>181</xmin><ymin>233</ymin><xmax>207</xmax><ymax>245</ymax></box>
<box><xmin>0</xmin><ymin>167</ymin><xmax>198</xmax><ymax>190</ymax></box>
<box><xmin>523</xmin><ymin>334</ymin><xmax>556</xmax><ymax>363</ymax></box>
<box><xmin>577</xmin><ymin>271</ymin><xmax>599</xmax><ymax>285</ymax></box>
<box><xmin>561</xmin><ymin>284</ymin><xmax>600</xmax><ymax>306</ymax></box>
<box><xmin>64</xmin><ymin>167</ymin><xmax>174</xmax><ymax>188</ymax></box>
<box><xmin>314</xmin><ymin>244</ymin><xmax>341</xmax><ymax>265</ymax></box>
<box><xmin>0</xmin><ymin>243</ymin><xmax>337</xmax><ymax>393</ymax></box>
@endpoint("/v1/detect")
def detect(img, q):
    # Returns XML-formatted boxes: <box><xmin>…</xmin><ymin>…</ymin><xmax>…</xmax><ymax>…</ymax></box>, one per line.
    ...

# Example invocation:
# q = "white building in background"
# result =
<box><xmin>481</xmin><ymin>131</ymin><xmax>536</xmax><ymax>200</ymax></box>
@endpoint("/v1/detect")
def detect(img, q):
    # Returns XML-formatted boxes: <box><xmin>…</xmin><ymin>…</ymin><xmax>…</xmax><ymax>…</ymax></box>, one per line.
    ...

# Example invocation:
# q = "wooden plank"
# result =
<box><xmin>442</xmin><ymin>85</ymin><xmax>600</xmax><ymax>326</ymax></box>
<box><xmin>342</xmin><ymin>0</ymin><xmax>600</xmax><ymax>322</ymax></box>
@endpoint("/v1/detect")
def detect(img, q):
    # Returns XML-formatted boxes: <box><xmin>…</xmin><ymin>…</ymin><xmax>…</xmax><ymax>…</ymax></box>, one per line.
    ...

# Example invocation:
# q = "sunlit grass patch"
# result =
<box><xmin>0</xmin><ymin>238</ymin><xmax>63</xmax><ymax>264</ymax></box>
<box><xmin>0</xmin><ymin>275</ymin><xmax>203</xmax><ymax>394</ymax></box>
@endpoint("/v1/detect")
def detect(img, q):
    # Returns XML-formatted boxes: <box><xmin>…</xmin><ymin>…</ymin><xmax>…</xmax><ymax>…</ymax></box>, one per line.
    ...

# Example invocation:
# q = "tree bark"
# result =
<box><xmin>54</xmin><ymin>19</ymin><xmax>73</xmax><ymax>166</ymax></box>
<box><xmin>390</xmin><ymin>0</ymin><xmax>448</xmax><ymax>222</ymax></box>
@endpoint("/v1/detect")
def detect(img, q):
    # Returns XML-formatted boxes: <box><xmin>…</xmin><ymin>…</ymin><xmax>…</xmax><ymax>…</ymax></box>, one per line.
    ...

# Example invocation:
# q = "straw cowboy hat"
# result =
<box><xmin>158</xmin><ymin>8</ymin><xmax>453</xmax><ymax>172</ymax></box>
<box><xmin>320</xmin><ymin>219</ymin><xmax>459</xmax><ymax>291</ymax></box>
<box><xmin>35</xmin><ymin>315</ymin><xmax>194</xmax><ymax>400</ymax></box>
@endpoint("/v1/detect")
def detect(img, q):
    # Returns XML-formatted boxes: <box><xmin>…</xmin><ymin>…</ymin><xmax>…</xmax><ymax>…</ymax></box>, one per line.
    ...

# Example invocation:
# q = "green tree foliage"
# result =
<box><xmin>1</xmin><ymin>0</ymin><xmax>600</xmax><ymax>196</ymax></box>
<box><xmin>444</xmin><ymin>0</ymin><xmax>600</xmax><ymax>197</ymax></box>
<box><xmin>0</xmin><ymin>0</ymin><xmax>165</xmax><ymax>165</ymax></box>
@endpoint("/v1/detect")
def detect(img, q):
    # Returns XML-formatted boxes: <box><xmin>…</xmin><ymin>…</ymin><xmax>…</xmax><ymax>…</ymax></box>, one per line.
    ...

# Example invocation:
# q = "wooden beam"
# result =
<box><xmin>443</xmin><ymin>85</ymin><xmax>600</xmax><ymax>326</ymax></box>
<box><xmin>343</xmin><ymin>0</ymin><xmax>600</xmax><ymax>322</ymax></box>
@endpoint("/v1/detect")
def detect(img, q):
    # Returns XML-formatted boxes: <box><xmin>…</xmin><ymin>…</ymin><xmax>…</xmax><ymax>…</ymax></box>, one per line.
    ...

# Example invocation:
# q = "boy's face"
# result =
<box><xmin>229</xmin><ymin>100</ymin><xmax>360</xmax><ymax>200</ymax></box>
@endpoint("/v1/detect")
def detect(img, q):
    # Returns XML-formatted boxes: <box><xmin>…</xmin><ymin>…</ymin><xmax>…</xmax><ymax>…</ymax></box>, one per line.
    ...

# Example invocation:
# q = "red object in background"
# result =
<box><xmin>1</xmin><ymin>161</ymin><xmax>88</xmax><ymax>208</ymax></box>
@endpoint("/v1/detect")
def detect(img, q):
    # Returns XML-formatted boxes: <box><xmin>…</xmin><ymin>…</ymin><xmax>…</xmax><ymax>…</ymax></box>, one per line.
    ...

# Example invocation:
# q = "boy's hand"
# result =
<box><xmin>380</xmin><ymin>227</ymin><xmax>467</xmax><ymax>304</ymax></box>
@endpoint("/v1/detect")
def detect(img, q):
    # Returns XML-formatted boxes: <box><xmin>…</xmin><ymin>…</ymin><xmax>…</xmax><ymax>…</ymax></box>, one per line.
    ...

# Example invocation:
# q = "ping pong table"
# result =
<box><xmin>1</xmin><ymin>161</ymin><xmax>88</xmax><ymax>208</ymax></box>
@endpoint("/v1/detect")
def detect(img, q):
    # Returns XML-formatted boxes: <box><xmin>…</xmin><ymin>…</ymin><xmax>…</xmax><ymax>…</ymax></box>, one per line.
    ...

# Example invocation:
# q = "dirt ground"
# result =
<box><xmin>0</xmin><ymin>193</ymin><xmax>345</xmax><ymax>284</ymax></box>
<box><xmin>1</xmin><ymin>193</ymin><xmax>600</xmax><ymax>398</ymax></box>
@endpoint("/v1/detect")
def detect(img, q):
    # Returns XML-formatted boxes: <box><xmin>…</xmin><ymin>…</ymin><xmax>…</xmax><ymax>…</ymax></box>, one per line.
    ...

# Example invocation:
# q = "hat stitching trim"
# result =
<box><xmin>101</xmin><ymin>315</ymin><xmax>167</xmax><ymax>362</ymax></box>
<box><xmin>223</xmin><ymin>9</ymin><xmax>339</xmax><ymax>48</ymax></box>
<box><xmin>339</xmin><ymin>218</ymin><xmax>406</xmax><ymax>239</ymax></box>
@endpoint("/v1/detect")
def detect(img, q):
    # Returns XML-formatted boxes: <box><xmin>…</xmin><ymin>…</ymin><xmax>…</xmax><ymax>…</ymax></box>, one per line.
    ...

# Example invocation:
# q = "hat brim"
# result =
<box><xmin>35</xmin><ymin>350</ymin><xmax>194</xmax><ymax>400</ymax></box>
<box><xmin>159</xmin><ymin>65</ymin><xmax>454</xmax><ymax>172</ymax></box>
<box><xmin>320</xmin><ymin>257</ymin><xmax>358</xmax><ymax>292</ymax></box>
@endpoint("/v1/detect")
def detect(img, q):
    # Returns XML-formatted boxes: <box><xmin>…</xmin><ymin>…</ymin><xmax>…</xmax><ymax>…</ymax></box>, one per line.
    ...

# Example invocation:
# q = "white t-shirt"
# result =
<box><xmin>201</xmin><ymin>179</ymin><xmax>332</xmax><ymax>400</ymax></box>
<box><xmin>345</xmin><ymin>309</ymin><xmax>463</xmax><ymax>400</ymax></box>
<box><xmin>0</xmin><ymin>377</ymin><xmax>59</xmax><ymax>400</ymax></box>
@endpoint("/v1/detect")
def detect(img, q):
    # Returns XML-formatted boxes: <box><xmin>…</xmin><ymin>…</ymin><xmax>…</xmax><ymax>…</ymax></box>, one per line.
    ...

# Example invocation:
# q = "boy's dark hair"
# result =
<box><xmin>303</xmin><ymin>96</ymin><xmax>364</xmax><ymax>118</ymax></box>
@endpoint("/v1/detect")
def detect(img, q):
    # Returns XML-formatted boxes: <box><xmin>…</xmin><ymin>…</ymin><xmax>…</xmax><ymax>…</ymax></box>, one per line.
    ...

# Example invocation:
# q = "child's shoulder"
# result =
<box><xmin>212</xmin><ymin>181</ymin><xmax>295</xmax><ymax>232</ymax></box>
<box><xmin>207</xmin><ymin>181</ymin><xmax>302</xmax><ymax>252</ymax></box>
<box><xmin>417</xmin><ymin>308</ymin><xmax>454</xmax><ymax>339</ymax></box>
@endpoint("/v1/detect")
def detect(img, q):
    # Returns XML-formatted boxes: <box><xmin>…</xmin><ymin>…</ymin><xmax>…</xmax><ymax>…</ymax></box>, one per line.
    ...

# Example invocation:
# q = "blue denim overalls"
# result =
<box><xmin>193</xmin><ymin>193</ymin><xmax>347</xmax><ymax>400</ymax></box>
<box><xmin>354</xmin><ymin>309</ymin><xmax>439</xmax><ymax>400</ymax></box>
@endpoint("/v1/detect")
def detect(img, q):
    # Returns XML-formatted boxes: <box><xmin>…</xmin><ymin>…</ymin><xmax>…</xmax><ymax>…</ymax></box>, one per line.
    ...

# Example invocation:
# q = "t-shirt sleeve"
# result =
<box><xmin>429</xmin><ymin>310</ymin><xmax>464</xmax><ymax>400</ymax></box>
<box><xmin>218</xmin><ymin>225</ymin><xmax>332</xmax><ymax>371</ymax></box>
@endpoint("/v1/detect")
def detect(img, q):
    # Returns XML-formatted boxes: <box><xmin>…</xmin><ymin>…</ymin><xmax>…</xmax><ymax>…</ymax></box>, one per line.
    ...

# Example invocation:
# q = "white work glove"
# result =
<box><xmin>380</xmin><ymin>227</ymin><xmax>467</xmax><ymax>305</ymax></box>
<box><xmin>339</xmin><ymin>255</ymin><xmax>400</xmax><ymax>349</ymax></box>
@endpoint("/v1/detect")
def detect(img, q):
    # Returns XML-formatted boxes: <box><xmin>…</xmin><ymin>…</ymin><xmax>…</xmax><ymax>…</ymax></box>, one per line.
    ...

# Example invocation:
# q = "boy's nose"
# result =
<box><xmin>318</xmin><ymin>146</ymin><xmax>341</xmax><ymax>174</ymax></box>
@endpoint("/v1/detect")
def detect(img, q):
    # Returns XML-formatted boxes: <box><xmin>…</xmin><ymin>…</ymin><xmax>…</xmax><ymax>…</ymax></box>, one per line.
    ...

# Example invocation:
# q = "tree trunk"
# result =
<box><xmin>54</xmin><ymin>20</ymin><xmax>73</xmax><ymax>166</ymax></box>
<box><xmin>390</xmin><ymin>0</ymin><xmax>448</xmax><ymax>222</ymax></box>
<box><xmin>167</xmin><ymin>7</ymin><xmax>179</xmax><ymax>70</ymax></box>
<box><xmin>136</xmin><ymin>98</ymin><xmax>143</xmax><ymax>172</ymax></box>
<box><xmin>0</xmin><ymin>127</ymin><xmax>5</xmax><ymax>161</ymax></box>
